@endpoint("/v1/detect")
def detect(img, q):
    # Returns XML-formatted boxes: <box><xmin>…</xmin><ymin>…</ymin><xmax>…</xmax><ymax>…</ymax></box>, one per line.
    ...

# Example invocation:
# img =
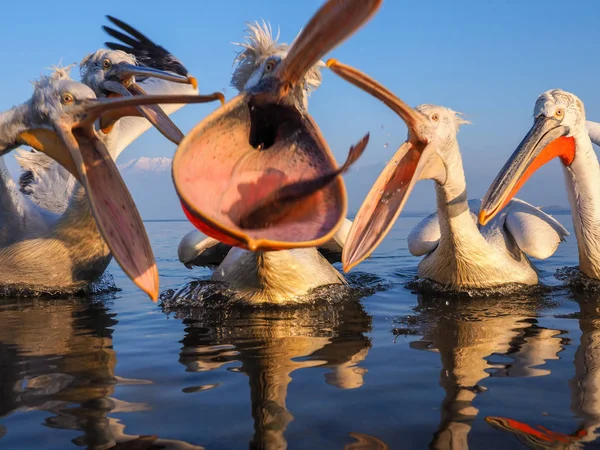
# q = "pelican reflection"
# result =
<box><xmin>175</xmin><ymin>300</ymin><xmax>372</xmax><ymax>449</ymax></box>
<box><xmin>0</xmin><ymin>298</ymin><xmax>203</xmax><ymax>449</ymax></box>
<box><xmin>486</xmin><ymin>294</ymin><xmax>600</xmax><ymax>448</ymax></box>
<box><xmin>407</xmin><ymin>295</ymin><xmax>565</xmax><ymax>450</ymax></box>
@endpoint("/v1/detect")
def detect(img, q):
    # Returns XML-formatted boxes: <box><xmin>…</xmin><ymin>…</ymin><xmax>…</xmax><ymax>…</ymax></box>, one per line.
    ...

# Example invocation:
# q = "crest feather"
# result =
<box><xmin>231</xmin><ymin>20</ymin><xmax>288</xmax><ymax>92</ymax></box>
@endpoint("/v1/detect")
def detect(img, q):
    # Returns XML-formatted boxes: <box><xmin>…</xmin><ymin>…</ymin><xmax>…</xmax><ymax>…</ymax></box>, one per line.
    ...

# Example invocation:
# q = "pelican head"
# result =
<box><xmin>479</xmin><ymin>89</ymin><xmax>583</xmax><ymax>226</ymax></box>
<box><xmin>231</xmin><ymin>21</ymin><xmax>324</xmax><ymax>111</ymax></box>
<box><xmin>172</xmin><ymin>0</ymin><xmax>381</xmax><ymax>253</ymax></box>
<box><xmin>17</xmin><ymin>68</ymin><xmax>224</xmax><ymax>300</ymax></box>
<box><xmin>325</xmin><ymin>61</ymin><xmax>471</xmax><ymax>270</ymax></box>
<box><xmin>80</xmin><ymin>49</ymin><xmax>194</xmax><ymax>98</ymax></box>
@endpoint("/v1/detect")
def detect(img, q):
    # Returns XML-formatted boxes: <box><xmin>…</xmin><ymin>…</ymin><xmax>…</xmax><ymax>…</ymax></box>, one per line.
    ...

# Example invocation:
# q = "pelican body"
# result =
<box><xmin>177</xmin><ymin>22</ymin><xmax>354</xmax><ymax>304</ymax></box>
<box><xmin>481</xmin><ymin>89</ymin><xmax>600</xmax><ymax>282</ymax></box>
<box><xmin>0</xmin><ymin>17</ymin><xmax>215</xmax><ymax>296</ymax></box>
<box><xmin>0</xmin><ymin>19</ymin><xmax>222</xmax><ymax>299</ymax></box>
<box><xmin>326</xmin><ymin>61</ymin><xmax>567</xmax><ymax>291</ymax></box>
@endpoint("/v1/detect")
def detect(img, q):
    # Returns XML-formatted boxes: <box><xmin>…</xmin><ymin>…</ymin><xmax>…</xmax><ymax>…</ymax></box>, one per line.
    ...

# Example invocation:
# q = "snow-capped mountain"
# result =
<box><xmin>118</xmin><ymin>156</ymin><xmax>185</xmax><ymax>221</ymax></box>
<box><xmin>118</xmin><ymin>156</ymin><xmax>172</xmax><ymax>174</ymax></box>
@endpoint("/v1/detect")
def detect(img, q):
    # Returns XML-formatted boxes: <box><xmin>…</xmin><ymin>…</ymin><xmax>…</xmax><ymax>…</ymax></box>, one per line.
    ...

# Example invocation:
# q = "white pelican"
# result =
<box><xmin>2</xmin><ymin>18</ymin><xmax>222</xmax><ymax>298</ymax></box>
<box><xmin>20</xmin><ymin>16</ymin><xmax>201</xmax><ymax>213</ymax></box>
<box><xmin>0</xmin><ymin>68</ymin><xmax>221</xmax><ymax>299</ymax></box>
<box><xmin>176</xmin><ymin>21</ymin><xmax>354</xmax><ymax>304</ymax></box>
<box><xmin>172</xmin><ymin>0</ymin><xmax>380</xmax><ymax>252</ymax></box>
<box><xmin>326</xmin><ymin>61</ymin><xmax>568</xmax><ymax>291</ymax></box>
<box><xmin>174</xmin><ymin>0</ymin><xmax>382</xmax><ymax>304</ymax></box>
<box><xmin>480</xmin><ymin>89</ymin><xmax>600</xmax><ymax>282</ymax></box>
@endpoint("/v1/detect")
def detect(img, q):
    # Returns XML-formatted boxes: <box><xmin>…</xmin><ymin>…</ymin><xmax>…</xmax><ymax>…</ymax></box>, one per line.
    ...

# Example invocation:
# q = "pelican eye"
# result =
<box><xmin>102</xmin><ymin>59</ymin><xmax>112</xmax><ymax>70</ymax></box>
<box><xmin>61</xmin><ymin>93</ymin><xmax>74</xmax><ymax>105</ymax></box>
<box><xmin>431</xmin><ymin>113</ymin><xmax>440</xmax><ymax>122</ymax></box>
<box><xmin>555</xmin><ymin>108</ymin><xmax>564</xmax><ymax>119</ymax></box>
<box><xmin>264</xmin><ymin>59</ymin><xmax>277</xmax><ymax>74</ymax></box>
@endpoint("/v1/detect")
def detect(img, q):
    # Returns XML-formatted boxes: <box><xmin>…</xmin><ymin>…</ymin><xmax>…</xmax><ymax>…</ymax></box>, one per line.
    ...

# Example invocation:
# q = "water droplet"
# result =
<box><xmin>383</xmin><ymin>143</ymin><xmax>389</xmax><ymax>148</ymax></box>
<box><xmin>387</xmin><ymin>133</ymin><xmax>391</xmax><ymax>137</ymax></box>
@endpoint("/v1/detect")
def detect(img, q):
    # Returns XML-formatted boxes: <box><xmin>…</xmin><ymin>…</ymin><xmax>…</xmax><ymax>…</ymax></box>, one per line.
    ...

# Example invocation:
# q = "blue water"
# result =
<box><xmin>0</xmin><ymin>214</ymin><xmax>598</xmax><ymax>450</ymax></box>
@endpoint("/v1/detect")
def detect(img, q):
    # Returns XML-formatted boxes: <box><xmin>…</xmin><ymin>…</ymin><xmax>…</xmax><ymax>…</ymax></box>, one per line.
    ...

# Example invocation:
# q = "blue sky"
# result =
<box><xmin>2</xmin><ymin>0</ymin><xmax>600</xmax><ymax>210</ymax></box>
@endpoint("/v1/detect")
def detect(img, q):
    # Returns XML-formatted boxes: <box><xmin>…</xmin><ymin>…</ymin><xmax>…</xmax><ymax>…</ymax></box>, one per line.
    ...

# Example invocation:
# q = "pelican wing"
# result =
<box><xmin>317</xmin><ymin>218</ymin><xmax>352</xmax><ymax>263</ymax></box>
<box><xmin>587</xmin><ymin>120</ymin><xmax>600</xmax><ymax>147</ymax></box>
<box><xmin>15</xmin><ymin>149</ymin><xmax>74</xmax><ymax>214</ymax></box>
<box><xmin>501</xmin><ymin>198</ymin><xmax>569</xmax><ymax>260</ymax></box>
<box><xmin>178</xmin><ymin>229</ymin><xmax>232</xmax><ymax>269</ymax></box>
<box><xmin>0</xmin><ymin>156</ymin><xmax>53</xmax><ymax>245</ymax></box>
<box><xmin>104</xmin><ymin>16</ymin><xmax>190</xmax><ymax>77</ymax></box>
<box><xmin>407</xmin><ymin>212</ymin><xmax>441</xmax><ymax>256</ymax></box>
<box><xmin>102</xmin><ymin>16</ymin><xmax>198</xmax><ymax>158</ymax></box>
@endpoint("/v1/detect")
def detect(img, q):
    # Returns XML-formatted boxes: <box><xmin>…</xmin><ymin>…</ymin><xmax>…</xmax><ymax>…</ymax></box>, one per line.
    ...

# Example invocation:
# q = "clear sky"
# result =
<box><xmin>2</xmin><ymin>0</ymin><xmax>600</xmax><ymax>211</ymax></box>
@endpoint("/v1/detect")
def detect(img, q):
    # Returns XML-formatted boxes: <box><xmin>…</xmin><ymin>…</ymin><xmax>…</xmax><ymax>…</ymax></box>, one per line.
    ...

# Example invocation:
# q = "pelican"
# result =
<box><xmin>19</xmin><ymin>15</ymin><xmax>201</xmax><ymax>213</ymax></box>
<box><xmin>174</xmin><ymin>0</ymin><xmax>382</xmax><ymax>304</ymax></box>
<box><xmin>325</xmin><ymin>61</ymin><xmax>568</xmax><ymax>291</ymax></box>
<box><xmin>0</xmin><ymin>68</ymin><xmax>221</xmax><ymax>299</ymax></box>
<box><xmin>1</xmin><ymin>18</ymin><xmax>222</xmax><ymax>297</ymax></box>
<box><xmin>176</xmin><ymin>22</ymin><xmax>352</xmax><ymax>304</ymax></box>
<box><xmin>480</xmin><ymin>89</ymin><xmax>600</xmax><ymax>282</ymax></box>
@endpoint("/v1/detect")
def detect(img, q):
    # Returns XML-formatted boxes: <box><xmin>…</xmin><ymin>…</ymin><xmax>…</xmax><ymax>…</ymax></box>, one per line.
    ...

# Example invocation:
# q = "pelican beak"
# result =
<box><xmin>98</xmin><ymin>76</ymin><xmax>222</xmax><ymax>144</ymax></box>
<box><xmin>105</xmin><ymin>62</ymin><xmax>196</xmax><ymax>87</ymax></box>
<box><xmin>96</xmin><ymin>83</ymin><xmax>224</xmax><ymax>144</ymax></box>
<box><xmin>172</xmin><ymin>0</ymin><xmax>381</xmax><ymax>252</ymax></box>
<box><xmin>276</xmin><ymin>0</ymin><xmax>382</xmax><ymax>93</ymax></box>
<box><xmin>479</xmin><ymin>115</ymin><xmax>574</xmax><ymax>226</ymax></box>
<box><xmin>326</xmin><ymin>60</ymin><xmax>438</xmax><ymax>271</ymax></box>
<box><xmin>16</xmin><ymin>93</ymin><xmax>226</xmax><ymax>301</ymax></box>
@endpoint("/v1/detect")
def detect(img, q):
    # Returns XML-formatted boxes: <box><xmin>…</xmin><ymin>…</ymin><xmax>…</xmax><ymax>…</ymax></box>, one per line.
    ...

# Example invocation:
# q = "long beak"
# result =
<box><xmin>84</xmin><ymin>92</ymin><xmax>225</xmax><ymax>143</ymax></box>
<box><xmin>276</xmin><ymin>0</ymin><xmax>382</xmax><ymax>91</ymax></box>
<box><xmin>325</xmin><ymin>60</ymin><xmax>432</xmax><ymax>271</ymax></box>
<box><xmin>479</xmin><ymin>115</ymin><xmax>574</xmax><ymax>226</ymax></box>
<box><xmin>54</xmin><ymin>122</ymin><xmax>159</xmax><ymax>300</ymax></box>
<box><xmin>106</xmin><ymin>62</ymin><xmax>195</xmax><ymax>86</ymax></box>
<box><xmin>17</xmin><ymin>93</ymin><xmax>224</xmax><ymax>301</ymax></box>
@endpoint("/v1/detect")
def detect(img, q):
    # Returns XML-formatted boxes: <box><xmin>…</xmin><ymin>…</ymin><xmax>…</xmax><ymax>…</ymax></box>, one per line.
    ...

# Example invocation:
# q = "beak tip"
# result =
<box><xmin>326</xmin><ymin>58</ymin><xmax>338</xmax><ymax>68</ymax></box>
<box><xmin>188</xmin><ymin>76</ymin><xmax>198</xmax><ymax>90</ymax></box>
<box><xmin>217</xmin><ymin>93</ymin><xmax>225</xmax><ymax>106</ymax></box>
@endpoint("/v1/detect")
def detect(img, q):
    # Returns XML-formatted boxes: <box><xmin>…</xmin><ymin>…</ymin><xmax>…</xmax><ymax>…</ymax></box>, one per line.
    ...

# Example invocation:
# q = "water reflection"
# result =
<box><xmin>486</xmin><ymin>295</ymin><xmax>600</xmax><ymax>449</ymax></box>
<box><xmin>174</xmin><ymin>300</ymin><xmax>372</xmax><ymax>450</ymax></box>
<box><xmin>405</xmin><ymin>295</ymin><xmax>565</xmax><ymax>450</ymax></box>
<box><xmin>0</xmin><ymin>298</ymin><xmax>203</xmax><ymax>450</ymax></box>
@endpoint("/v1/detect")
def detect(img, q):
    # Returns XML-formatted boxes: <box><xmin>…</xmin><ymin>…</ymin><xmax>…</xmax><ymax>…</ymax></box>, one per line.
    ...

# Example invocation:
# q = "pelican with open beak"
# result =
<box><xmin>327</xmin><ymin>62</ymin><xmax>567</xmax><ymax>291</ymax></box>
<box><xmin>172</xmin><ymin>0</ymin><xmax>381</xmax><ymax>253</ymax></box>
<box><xmin>1</xmin><ymin>71</ymin><xmax>223</xmax><ymax>300</ymax></box>
<box><xmin>479</xmin><ymin>90</ymin><xmax>600</xmax><ymax>281</ymax></box>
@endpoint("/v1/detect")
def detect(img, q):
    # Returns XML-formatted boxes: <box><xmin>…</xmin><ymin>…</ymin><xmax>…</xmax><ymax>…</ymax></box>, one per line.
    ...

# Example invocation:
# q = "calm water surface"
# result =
<box><xmin>1</xmin><ymin>214</ymin><xmax>599</xmax><ymax>450</ymax></box>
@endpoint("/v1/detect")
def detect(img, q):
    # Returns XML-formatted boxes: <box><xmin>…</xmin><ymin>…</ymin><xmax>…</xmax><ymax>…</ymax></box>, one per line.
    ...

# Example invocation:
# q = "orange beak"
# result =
<box><xmin>479</xmin><ymin>115</ymin><xmax>575</xmax><ymax>226</ymax></box>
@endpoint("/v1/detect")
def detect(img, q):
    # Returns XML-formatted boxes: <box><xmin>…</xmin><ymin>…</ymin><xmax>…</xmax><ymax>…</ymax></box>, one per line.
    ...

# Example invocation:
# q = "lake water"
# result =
<box><xmin>1</xmin><ymin>214</ymin><xmax>599</xmax><ymax>450</ymax></box>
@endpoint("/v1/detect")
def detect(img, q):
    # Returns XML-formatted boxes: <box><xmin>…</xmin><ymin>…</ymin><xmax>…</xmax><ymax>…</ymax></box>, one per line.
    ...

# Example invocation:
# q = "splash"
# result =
<box><xmin>405</xmin><ymin>276</ymin><xmax>552</xmax><ymax>299</ymax></box>
<box><xmin>0</xmin><ymin>271</ymin><xmax>119</xmax><ymax>299</ymax></box>
<box><xmin>160</xmin><ymin>271</ymin><xmax>391</xmax><ymax>313</ymax></box>
<box><xmin>555</xmin><ymin>266</ymin><xmax>600</xmax><ymax>293</ymax></box>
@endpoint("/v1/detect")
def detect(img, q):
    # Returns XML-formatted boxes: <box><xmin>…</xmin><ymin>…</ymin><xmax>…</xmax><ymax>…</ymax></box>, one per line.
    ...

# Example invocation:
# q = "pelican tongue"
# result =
<box><xmin>56</xmin><ymin>124</ymin><xmax>159</xmax><ymax>301</ymax></box>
